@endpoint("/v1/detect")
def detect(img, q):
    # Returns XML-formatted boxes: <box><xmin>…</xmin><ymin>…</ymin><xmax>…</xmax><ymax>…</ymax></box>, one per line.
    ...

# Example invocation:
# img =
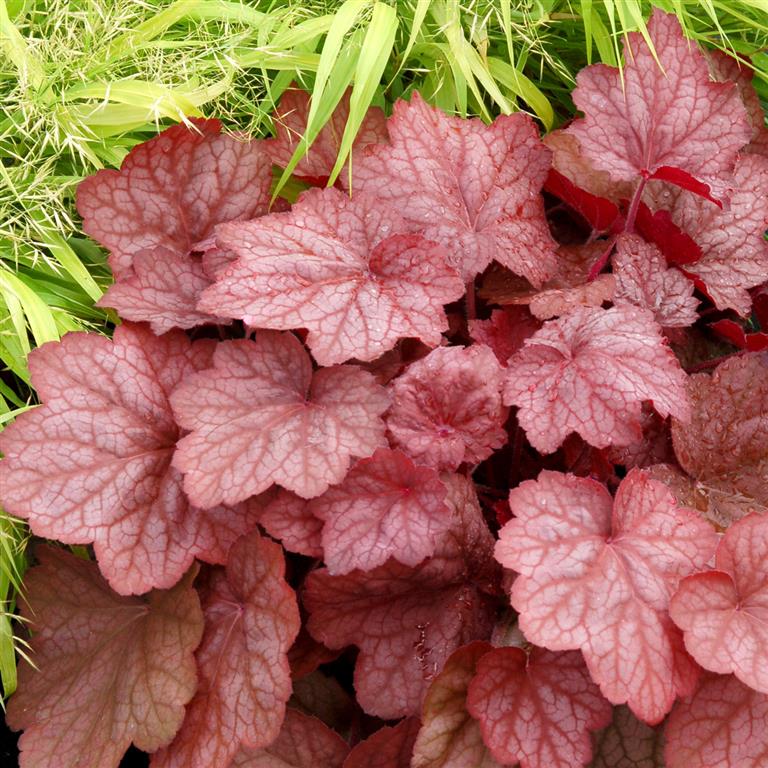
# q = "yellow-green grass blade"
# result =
<box><xmin>430</xmin><ymin>0</ymin><xmax>495</xmax><ymax>120</ymax></box>
<box><xmin>28</xmin><ymin>216</ymin><xmax>102</xmax><ymax>302</ymax></box>
<box><xmin>487</xmin><ymin>56</ymin><xmax>554</xmax><ymax>129</ymax></box>
<box><xmin>101</xmin><ymin>0</ymin><xmax>275</xmax><ymax>64</ymax></box>
<box><xmin>278</xmin><ymin>0</ymin><xmax>367</xmax><ymax>182</ymax></box>
<box><xmin>0</xmin><ymin>268</ymin><xmax>60</xmax><ymax>349</ymax></box>
<box><xmin>272</xmin><ymin>22</ymin><xmax>366</xmax><ymax>198</ymax></box>
<box><xmin>0</xmin><ymin>507</ymin><xmax>29</xmax><ymax>700</ymax></box>
<box><xmin>0</xmin><ymin>0</ymin><xmax>44</xmax><ymax>88</ymax></box>
<box><xmin>329</xmin><ymin>1</ymin><xmax>398</xmax><ymax>186</ymax></box>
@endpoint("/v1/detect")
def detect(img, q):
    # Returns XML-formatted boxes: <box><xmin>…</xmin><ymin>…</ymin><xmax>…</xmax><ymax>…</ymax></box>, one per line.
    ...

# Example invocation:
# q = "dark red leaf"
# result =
<box><xmin>543</xmin><ymin>131</ymin><xmax>628</xmax><ymax>230</ymax></box>
<box><xmin>710</xmin><ymin>319</ymin><xmax>768</xmax><ymax>351</ymax></box>
<box><xmin>633</xmin><ymin>203</ymin><xmax>704</xmax><ymax>267</ymax></box>
<box><xmin>752</xmin><ymin>288</ymin><xmax>768</xmax><ymax>330</ymax></box>
<box><xmin>544</xmin><ymin>169</ymin><xmax>621</xmax><ymax>232</ymax></box>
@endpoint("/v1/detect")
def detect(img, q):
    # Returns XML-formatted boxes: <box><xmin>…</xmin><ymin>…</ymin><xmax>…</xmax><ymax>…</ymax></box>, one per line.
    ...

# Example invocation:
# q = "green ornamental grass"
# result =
<box><xmin>0</xmin><ymin>0</ymin><xmax>766</xmax><ymax>702</ymax></box>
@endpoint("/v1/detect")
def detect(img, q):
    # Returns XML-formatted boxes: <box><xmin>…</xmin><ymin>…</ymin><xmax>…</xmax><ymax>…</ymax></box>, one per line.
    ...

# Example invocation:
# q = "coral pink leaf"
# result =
<box><xmin>264</xmin><ymin>86</ymin><xmax>387</xmax><ymax>185</ymax></box>
<box><xmin>304</xmin><ymin>475</ymin><xmax>498</xmax><ymax>718</ymax></box>
<box><xmin>544</xmin><ymin>131</ymin><xmax>633</xmax><ymax>204</ymax></box>
<box><xmin>670</xmin><ymin>513</ymin><xmax>768</xmax><ymax>693</ymax></box>
<box><xmin>314</xmin><ymin>447</ymin><xmax>453</xmax><ymax>574</ymax></box>
<box><xmin>567</xmin><ymin>10</ymin><xmax>750</xmax><ymax>203</ymax></box>
<box><xmin>613</xmin><ymin>234</ymin><xmax>698</xmax><ymax>328</ymax></box>
<box><xmin>5</xmin><ymin>547</ymin><xmax>203</xmax><ymax>768</ymax></box>
<box><xmin>538</xmin><ymin>243</ymin><xmax>613</xmax><ymax>311</ymax></box>
<box><xmin>706</xmin><ymin>51</ymin><xmax>767</xmax><ymax>147</ymax></box>
<box><xmin>97</xmin><ymin>247</ymin><xmax>228</xmax><ymax>333</ymax></box>
<box><xmin>665</xmin><ymin>673</ymin><xmax>768</xmax><ymax>768</ymax></box>
<box><xmin>170</xmin><ymin>331</ymin><xmax>389</xmax><ymax>507</ymax></box>
<box><xmin>342</xmin><ymin>718</ymin><xmax>421</xmax><ymax>768</ymax></box>
<box><xmin>386</xmin><ymin>345</ymin><xmax>508</xmax><ymax>471</ymax></box>
<box><xmin>0</xmin><ymin>324</ymin><xmax>263</xmax><ymax>595</ymax></box>
<box><xmin>671</xmin><ymin>353</ymin><xmax>768</xmax><ymax>526</ymax></box>
<box><xmin>710</xmin><ymin>319</ymin><xmax>768</xmax><ymax>352</ymax></box>
<box><xmin>152</xmin><ymin>531</ymin><xmax>300</xmax><ymax>768</ymax></box>
<box><xmin>76</xmin><ymin>118</ymin><xmax>272</xmax><ymax>275</ymax></box>
<box><xmin>412</xmin><ymin>641</ymin><xmax>509</xmax><ymax>768</ymax></box>
<box><xmin>480</xmin><ymin>244</ymin><xmax>614</xmax><ymax>321</ymax></box>
<box><xmin>201</xmin><ymin>187</ymin><xmax>465</xmax><ymax>365</ymax></box>
<box><xmin>590</xmin><ymin>705</ymin><xmax>665</xmax><ymax>767</ymax></box>
<box><xmin>503</xmin><ymin>306</ymin><xmax>690</xmax><ymax>454</ymax></box>
<box><xmin>259</xmin><ymin>490</ymin><xmax>324</xmax><ymax>558</ymax></box>
<box><xmin>644</xmin><ymin>154</ymin><xmax>768</xmax><ymax>315</ymax></box>
<box><xmin>527</xmin><ymin>278</ymin><xmax>616</xmax><ymax>321</ymax></box>
<box><xmin>231</xmin><ymin>709</ymin><xmax>349</xmax><ymax>768</ymax></box>
<box><xmin>466</xmin><ymin>646</ymin><xmax>611</xmax><ymax>768</ymax></box>
<box><xmin>495</xmin><ymin>468</ymin><xmax>718</xmax><ymax>723</ymax></box>
<box><xmin>350</xmin><ymin>92</ymin><xmax>558</xmax><ymax>284</ymax></box>
<box><xmin>468</xmin><ymin>307</ymin><xmax>540</xmax><ymax>365</ymax></box>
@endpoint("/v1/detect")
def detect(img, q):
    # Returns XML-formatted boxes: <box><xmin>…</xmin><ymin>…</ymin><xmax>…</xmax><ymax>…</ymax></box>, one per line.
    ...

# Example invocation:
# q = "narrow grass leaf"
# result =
<box><xmin>329</xmin><ymin>2</ymin><xmax>397</xmax><ymax>185</ymax></box>
<box><xmin>487</xmin><ymin>57</ymin><xmax>554</xmax><ymax>129</ymax></box>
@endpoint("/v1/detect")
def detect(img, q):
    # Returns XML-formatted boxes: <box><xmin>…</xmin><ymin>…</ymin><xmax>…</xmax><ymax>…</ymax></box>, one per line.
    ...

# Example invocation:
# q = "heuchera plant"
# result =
<box><xmin>3</xmin><ymin>9</ymin><xmax>768</xmax><ymax>767</ymax></box>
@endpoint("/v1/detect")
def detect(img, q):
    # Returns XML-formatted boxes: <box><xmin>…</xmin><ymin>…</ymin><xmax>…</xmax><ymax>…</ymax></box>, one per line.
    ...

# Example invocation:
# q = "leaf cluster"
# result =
<box><xmin>1</xmin><ymin>5</ymin><xmax>768</xmax><ymax>767</ymax></box>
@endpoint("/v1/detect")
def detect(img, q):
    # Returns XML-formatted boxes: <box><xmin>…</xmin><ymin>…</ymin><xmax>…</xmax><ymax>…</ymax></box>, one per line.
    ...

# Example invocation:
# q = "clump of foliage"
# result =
<box><xmin>2</xmin><ymin>7</ymin><xmax>768</xmax><ymax>767</ymax></box>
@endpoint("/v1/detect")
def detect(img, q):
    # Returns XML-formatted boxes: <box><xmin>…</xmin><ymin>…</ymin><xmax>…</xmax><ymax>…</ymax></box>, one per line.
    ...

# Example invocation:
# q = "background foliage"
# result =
<box><xmin>0</xmin><ymin>0</ymin><xmax>766</xmax><ymax>701</ymax></box>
